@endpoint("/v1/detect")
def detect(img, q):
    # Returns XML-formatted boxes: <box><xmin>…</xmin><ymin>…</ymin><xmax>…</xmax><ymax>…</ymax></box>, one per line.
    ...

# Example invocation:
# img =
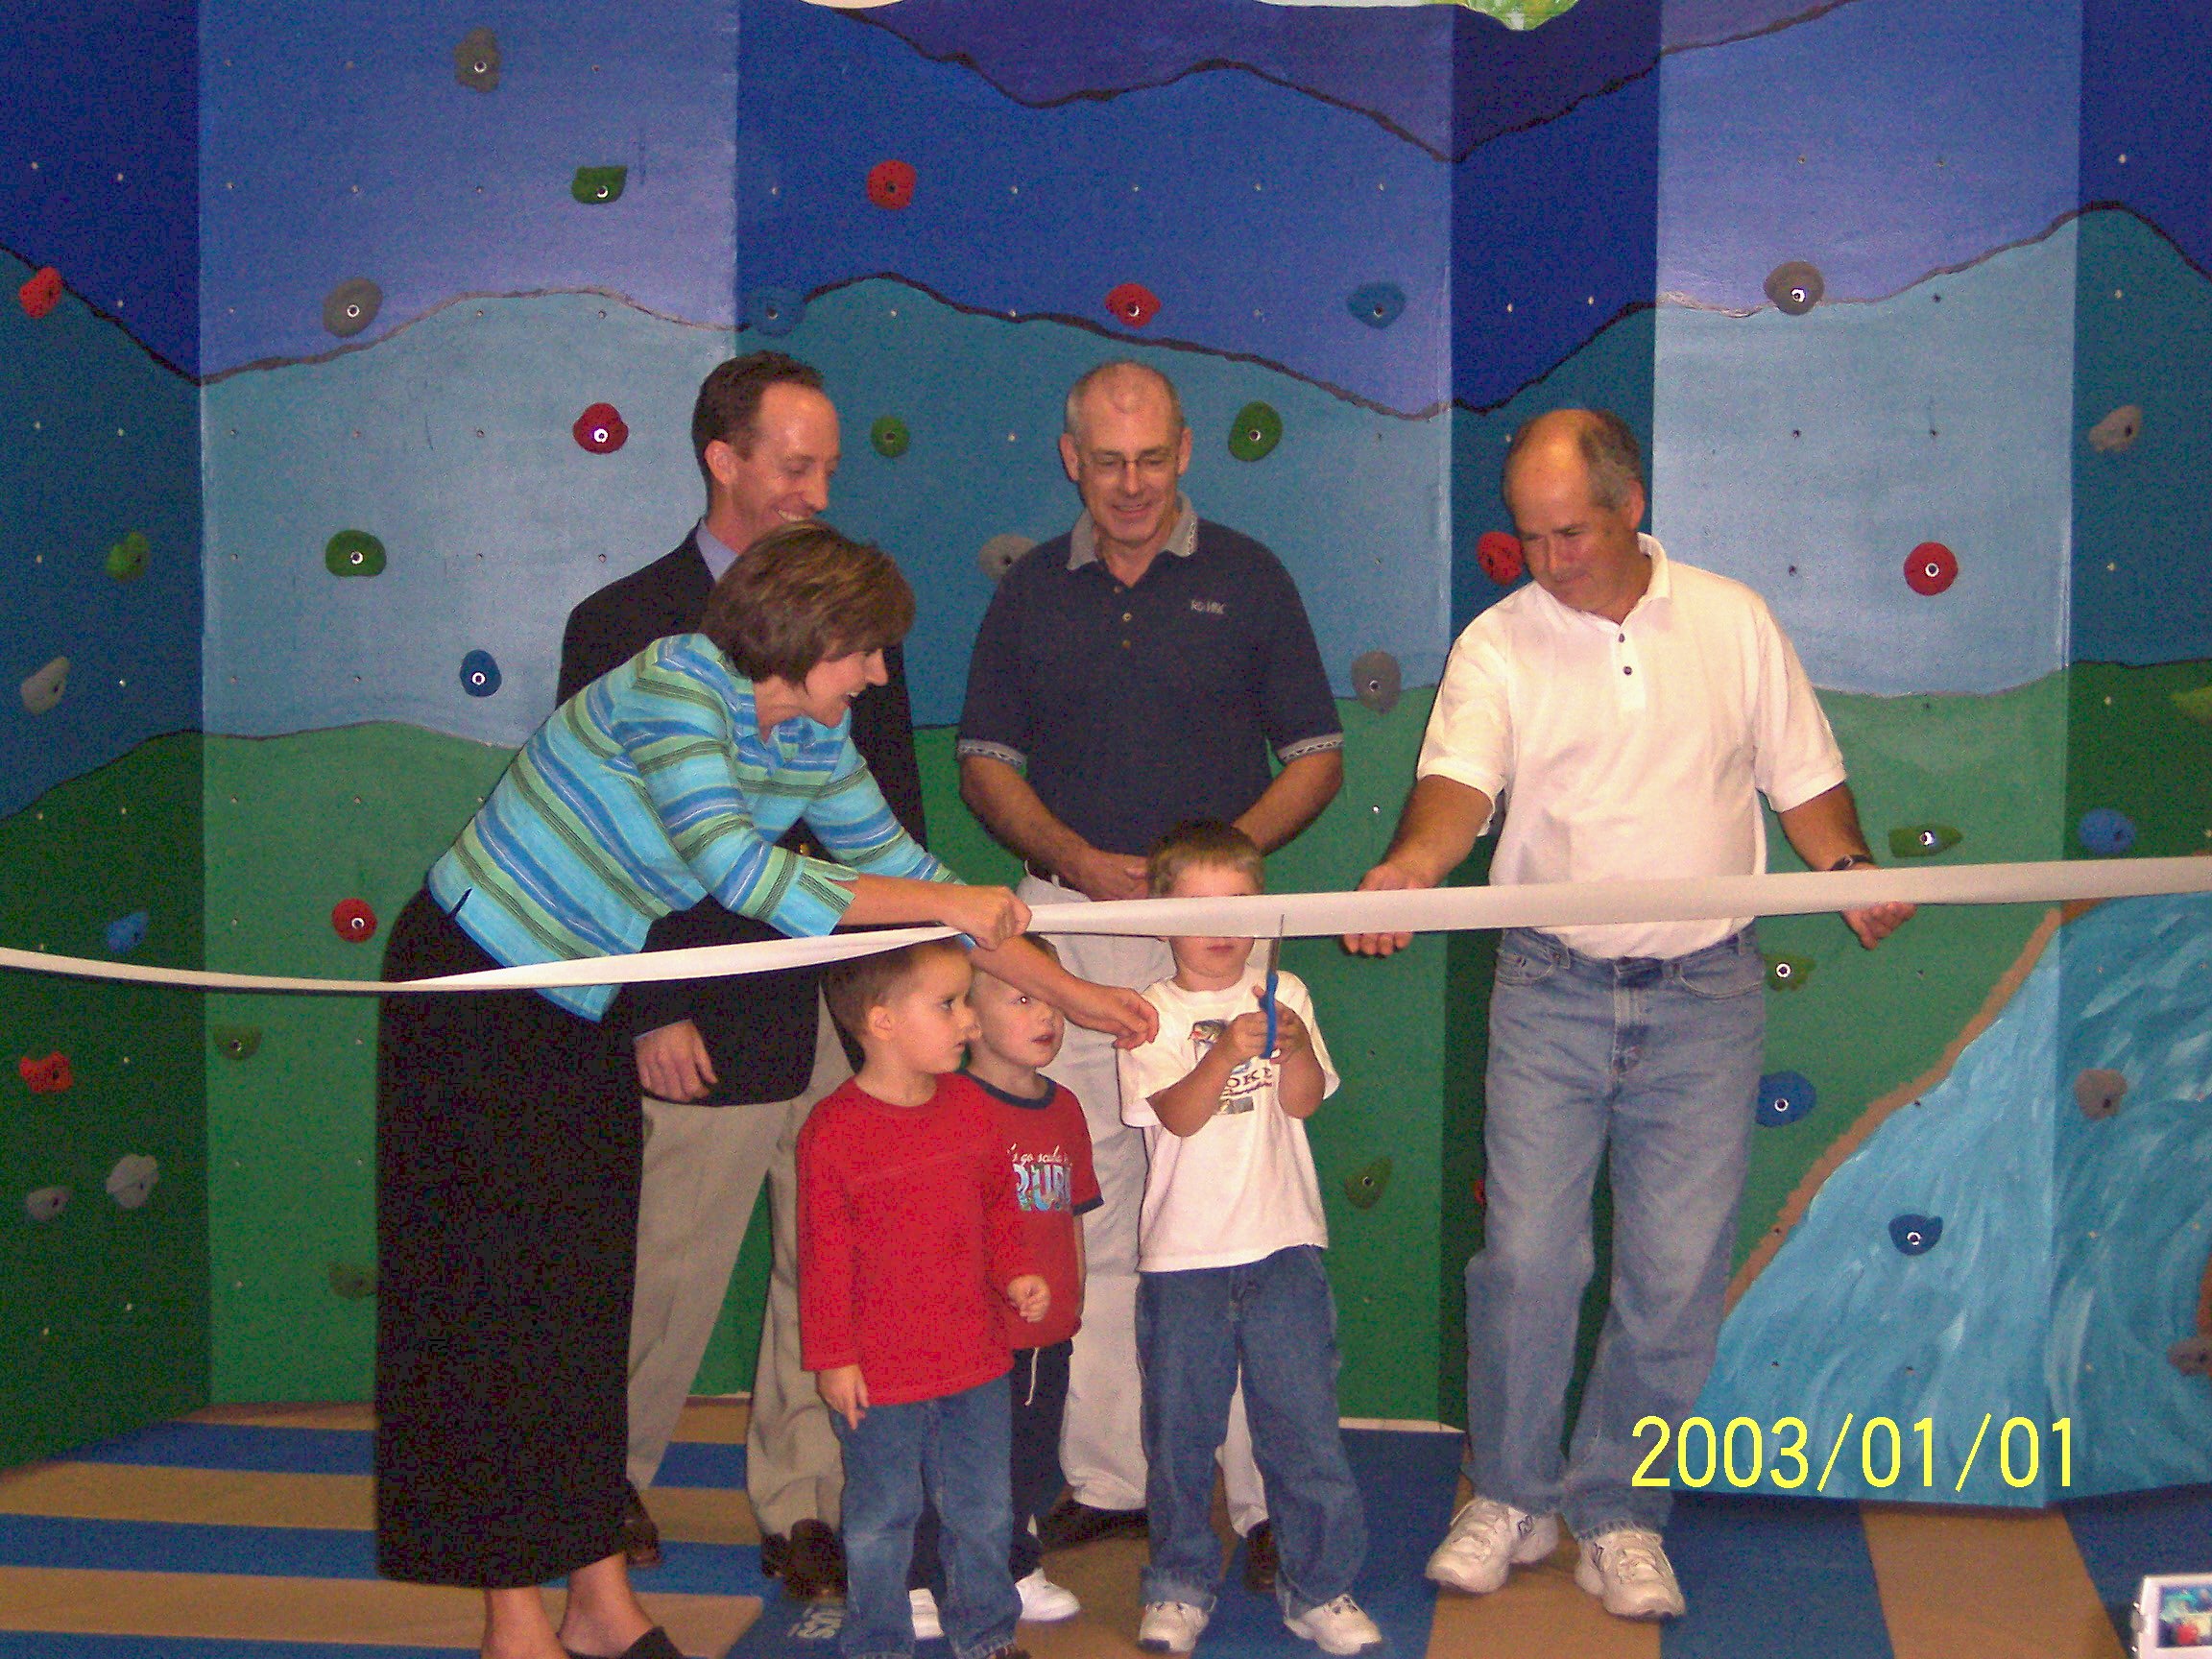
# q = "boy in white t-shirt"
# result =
<box><xmin>1117</xmin><ymin>821</ymin><xmax>1380</xmax><ymax>1658</ymax></box>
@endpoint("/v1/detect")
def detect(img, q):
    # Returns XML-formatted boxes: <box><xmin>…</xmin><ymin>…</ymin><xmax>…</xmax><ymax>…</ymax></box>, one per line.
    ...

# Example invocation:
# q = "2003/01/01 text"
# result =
<box><xmin>1632</xmin><ymin>1414</ymin><xmax>2073</xmax><ymax>1492</ymax></box>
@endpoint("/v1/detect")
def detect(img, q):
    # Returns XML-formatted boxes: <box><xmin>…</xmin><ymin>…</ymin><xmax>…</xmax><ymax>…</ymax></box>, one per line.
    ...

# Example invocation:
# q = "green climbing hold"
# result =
<box><xmin>327</xmin><ymin>1262</ymin><xmax>377</xmax><ymax>1301</ymax></box>
<box><xmin>1228</xmin><ymin>401</ymin><xmax>1283</xmax><ymax>463</ymax></box>
<box><xmin>1765</xmin><ymin>952</ymin><xmax>1814</xmax><ymax>992</ymax></box>
<box><xmin>871</xmin><ymin>416</ymin><xmax>910</xmax><ymax>458</ymax></box>
<box><xmin>2171</xmin><ymin>685</ymin><xmax>2212</xmax><ymax>726</ymax></box>
<box><xmin>571</xmin><ymin>165</ymin><xmax>628</xmax><ymax>204</ymax></box>
<box><xmin>211</xmin><ymin>1025</ymin><xmax>262</xmax><ymax>1061</ymax></box>
<box><xmin>325</xmin><ymin>530</ymin><xmax>386</xmax><ymax>578</ymax></box>
<box><xmin>1887</xmin><ymin>823</ymin><xmax>1961</xmax><ymax>859</ymax></box>
<box><xmin>1343</xmin><ymin>1156</ymin><xmax>1392</xmax><ymax>1211</ymax></box>
<box><xmin>106</xmin><ymin>530</ymin><xmax>150</xmax><ymax>582</ymax></box>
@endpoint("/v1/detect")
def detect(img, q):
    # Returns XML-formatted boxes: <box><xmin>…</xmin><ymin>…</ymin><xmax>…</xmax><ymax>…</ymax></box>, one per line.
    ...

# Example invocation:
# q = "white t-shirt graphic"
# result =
<box><xmin>1118</xmin><ymin>964</ymin><xmax>1340</xmax><ymax>1273</ymax></box>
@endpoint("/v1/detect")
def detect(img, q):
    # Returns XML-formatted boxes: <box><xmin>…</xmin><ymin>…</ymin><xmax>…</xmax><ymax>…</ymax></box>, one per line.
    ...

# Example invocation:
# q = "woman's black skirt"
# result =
<box><xmin>373</xmin><ymin>890</ymin><xmax>637</xmax><ymax>1587</ymax></box>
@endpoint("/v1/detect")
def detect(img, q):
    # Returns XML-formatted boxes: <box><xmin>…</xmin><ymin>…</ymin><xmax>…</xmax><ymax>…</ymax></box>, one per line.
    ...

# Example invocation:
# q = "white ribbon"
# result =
<box><xmin>2</xmin><ymin>856</ymin><xmax>2206</xmax><ymax>998</ymax></box>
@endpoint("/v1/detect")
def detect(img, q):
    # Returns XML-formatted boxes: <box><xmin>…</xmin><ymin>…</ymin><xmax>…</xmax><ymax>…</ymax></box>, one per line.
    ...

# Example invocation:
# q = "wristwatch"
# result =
<box><xmin>1829</xmin><ymin>853</ymin><xmax>1877</xmax><ymax>871</ymax></box>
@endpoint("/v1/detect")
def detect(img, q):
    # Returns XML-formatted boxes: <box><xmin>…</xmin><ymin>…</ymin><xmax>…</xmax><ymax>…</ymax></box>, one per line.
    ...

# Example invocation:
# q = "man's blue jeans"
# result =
<box><xmin>1138</xmin><ymin>1245</ymin><xmax>1365</xmax><ymax>1618</ymax></box>
<box><xmin>1466</xmin><ymin>926</ymin><xmax>1764</xmax><ymax>1539</ymax></box>
<box><xmin>831</xmin><ymin>1373</ymin><xmax>1018</xmax><ymax>1659</ymax></box>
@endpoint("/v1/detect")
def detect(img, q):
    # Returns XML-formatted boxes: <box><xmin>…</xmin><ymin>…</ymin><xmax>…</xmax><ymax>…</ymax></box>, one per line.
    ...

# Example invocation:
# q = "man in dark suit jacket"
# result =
<box><xmin>561</xmin><ymin>351</ymin><xmax>921</xmax><ymax>1599</ymax></box>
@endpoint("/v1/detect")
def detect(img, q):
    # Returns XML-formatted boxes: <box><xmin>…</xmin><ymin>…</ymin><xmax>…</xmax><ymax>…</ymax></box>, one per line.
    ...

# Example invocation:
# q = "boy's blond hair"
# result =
<box><xmin>1146</xmin><ymin>819</ymin><xmax>1265</xmax><ymax>897</ymax></box>
<box><xmin>823</xmin><ymin>937</ymin><xmax>971</xmax><ymax>1040</ymax></box>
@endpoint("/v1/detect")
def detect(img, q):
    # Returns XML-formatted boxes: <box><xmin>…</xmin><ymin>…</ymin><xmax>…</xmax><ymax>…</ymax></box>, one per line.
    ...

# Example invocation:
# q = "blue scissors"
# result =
<box><xmin>1262</xmin><ymin>915</ymin><xmax>1285</xmax><ymax>1056</ymax></box>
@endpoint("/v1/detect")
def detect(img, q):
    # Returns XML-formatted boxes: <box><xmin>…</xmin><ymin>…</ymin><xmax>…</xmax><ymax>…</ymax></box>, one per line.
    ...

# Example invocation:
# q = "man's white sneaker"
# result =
<box><xmin>1574</xmin><ymin>1527</ymin><xmax>1686</xmax><ymax>1620</ymax></box>
<box><xmin>1283</xmin><ymin>1594</ymin><xmax>1384</xmax><ymax>1655</ymax></box>
<box><xmin>1137</xmin><ymin>1600</ymin><xmax>1210</xmax><ymax>1654</ymax></box>
<box><xmin>1016</xmin><ymin>1569</ymin><xmax>1081</xmax><ymax>1622</ymax></box>
<box><xmin>909</xmin><ymin>1586</ymin><xmax>943</xmax><ymax>1640</ymax></box>
<box><xmin>1424</xmin><ymin>1496</ymin><xmax>1560</xmax><ymax>1594</ymax></box>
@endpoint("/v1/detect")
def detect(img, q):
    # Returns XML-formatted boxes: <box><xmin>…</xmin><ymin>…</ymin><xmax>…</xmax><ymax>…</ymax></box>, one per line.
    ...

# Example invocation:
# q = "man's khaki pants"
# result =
<box><xmin>624</xmin><ymin>997</ymin><xmax>852</xmax><ymax>1536</ymax></box>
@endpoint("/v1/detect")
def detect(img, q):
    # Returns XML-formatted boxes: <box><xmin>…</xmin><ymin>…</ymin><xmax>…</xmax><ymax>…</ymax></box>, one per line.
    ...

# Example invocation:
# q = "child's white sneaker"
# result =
<box><xmin>1015</xmin><ymin>1569</ymin><xmax>1081</xmax><ymax>1622</ymax></box>
<box><xmin>909</xmin><ymin>1586</ymin><xmax>943</xmax><ymax>1640</ymax></box>
<box><xmin>1137</xmin><ymin>1599</ymin><xmax>1210</xmax><ymax>1654</ymax></box>
<box><xmin>1574</xmin><ymin>1527</ymin><xmax>1686</xmax><ymax>1620</ymax></box>
<box><xmin>1425</xmin><ymin>1495</ymin><xmax>1558</xmax><ymax>1594</ymax></box>
<box><xmin>1283</xmin><ymin>1594</ymin><xmax>1383</xmax><ymax>1655</ymax></box>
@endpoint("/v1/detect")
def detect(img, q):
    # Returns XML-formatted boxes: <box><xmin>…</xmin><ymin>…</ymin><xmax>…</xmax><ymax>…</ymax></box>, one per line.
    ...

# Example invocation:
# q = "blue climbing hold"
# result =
<box><xmin>105</xmin><ymin>910</ymin><xmax>150</xmax><ymax>954</ymax></box>
<box><xmin>746</xmin><ymin>286</ymin><xmax>805</xmax><ymax>337</ymax></box>
<box><xmin>1888</xmin><ymin>1214</ymin><xmax>1943</xmax><ymax>1256</ymax></box>
<box><xmin>1345</xmin><ymin>282</ymin><xmax>1406</xmax><ymax>329</ymax></box>
<box><xmin>459</xmin><ymin>650</ymin><xmax>502</xmax><ymax>698</ymax></box>
<box><xmin>1756</xmin><ymin>1070</ymin><xmax>1815</xmax><ymax>1128</ymax></box>
<box><xmin>2076</xmin><ymin>807</ymin><xmax>2136</xmax><ymax>856</ymax></box>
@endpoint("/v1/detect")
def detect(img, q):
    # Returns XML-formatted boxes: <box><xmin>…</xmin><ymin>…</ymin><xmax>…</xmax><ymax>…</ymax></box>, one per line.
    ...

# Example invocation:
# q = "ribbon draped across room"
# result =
<box><xmin>3</xmin><ymin>857</ymin><xmax>2209</xmax><ymax>998</ymax></box>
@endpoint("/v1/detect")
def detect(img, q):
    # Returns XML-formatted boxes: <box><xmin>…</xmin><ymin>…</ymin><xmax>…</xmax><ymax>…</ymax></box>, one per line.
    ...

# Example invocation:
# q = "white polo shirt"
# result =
<box><xmin>1417</xmin><ymin>535</ymin><xmax>1846</xmax><ymax>961</ymax></box>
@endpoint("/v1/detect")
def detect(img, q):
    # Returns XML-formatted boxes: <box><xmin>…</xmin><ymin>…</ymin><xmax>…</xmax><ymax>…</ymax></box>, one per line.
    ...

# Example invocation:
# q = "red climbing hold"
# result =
<box><xmin>1104</xmin><ymin>282</ymin><xmax>1161</xmax><ymax>328</ymax></box>
<box><xmin>331</xmin><ymin>899</ymin><xmax>378</xmax><ymax>943</ymax></box>
<box><xmin>18</xmin><ymin>1051</ymin><xmax>72</xmax><ymax>1093</ymax></box>
<box><xmin>866</xmin><ymin>158</ymin><xmax>916</xmax><ymax>210</ymax></box>
<box><xmin>1471</xmin><ymin>1177</ymin><xmax>1486</xmax><ymax>1208</ymax></box>
<box><xmin>572</xmin><ymin>402</ymin><xmax>629</xmax><ymax>454</ymax></box>
<box><xmin>1477</xmin><ymin>530</ymin><xmax>1524</xmax><ymax>586</ymax></box>
<box><xmin>1904</xmin><ymin>541</ymin><xmax>1958</xmax><ymax>596</ymax></box>
<box><xmin>18</xmin><ymin>266</ymin><xmax>62</xmax><ymax>320</ymax></box>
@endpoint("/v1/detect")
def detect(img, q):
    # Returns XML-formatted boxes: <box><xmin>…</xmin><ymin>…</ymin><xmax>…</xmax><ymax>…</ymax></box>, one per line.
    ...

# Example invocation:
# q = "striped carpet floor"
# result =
<box><xmin>0</xmin><ymin>1402</ymin><xmax>2200</xmax><ymax>1657</ymax></box>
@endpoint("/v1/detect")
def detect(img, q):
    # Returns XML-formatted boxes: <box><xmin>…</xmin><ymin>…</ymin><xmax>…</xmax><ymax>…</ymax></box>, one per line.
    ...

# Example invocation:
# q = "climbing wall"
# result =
<box><xmin>0</xmin><ymin>0</ymin><xmax>208</xmax><ymax>1467</ymax></box>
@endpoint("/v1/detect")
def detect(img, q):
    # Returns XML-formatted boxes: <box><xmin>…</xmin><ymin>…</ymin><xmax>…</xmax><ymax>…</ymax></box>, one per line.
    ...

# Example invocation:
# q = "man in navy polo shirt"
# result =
<box><xmin>958</xmin><ymin>361</ymin><xmax>1344</xmax><ymax>1575</ymax></box>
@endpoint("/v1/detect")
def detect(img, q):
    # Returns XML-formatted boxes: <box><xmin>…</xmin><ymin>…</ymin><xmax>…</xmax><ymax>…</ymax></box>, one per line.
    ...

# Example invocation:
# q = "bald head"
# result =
<box><xmin>1064</xmin><ymin>360</ymin><xmax>1184</xmax><ymax>445</ymax></box>
<box><xmin>1503</xmin><ymin>408</ymin><xmax>1644</xmax><ymax>514</ymax></box>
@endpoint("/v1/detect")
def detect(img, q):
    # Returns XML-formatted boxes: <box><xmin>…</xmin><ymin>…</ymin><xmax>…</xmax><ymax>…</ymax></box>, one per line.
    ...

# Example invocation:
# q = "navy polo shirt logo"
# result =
<box><xmin>1190</xmin><ymin>598</ymin><xmax>1227</xmax><ymax>616</ymax></box>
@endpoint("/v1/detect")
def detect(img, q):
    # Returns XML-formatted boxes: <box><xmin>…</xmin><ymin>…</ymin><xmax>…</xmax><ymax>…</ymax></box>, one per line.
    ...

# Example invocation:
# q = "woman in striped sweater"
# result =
<box><xmin>373</xmin><ymin>523</ymin><xmax>1153</xmax><ymax>1659</ymax></box>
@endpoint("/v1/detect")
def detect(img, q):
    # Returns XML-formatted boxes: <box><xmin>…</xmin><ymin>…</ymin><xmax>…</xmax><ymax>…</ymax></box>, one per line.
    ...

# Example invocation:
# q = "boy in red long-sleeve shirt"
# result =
<box><xmin>802</xmin><ymin>938</ymin><xmax>1048</xmax><ymax>1659</ymax></box>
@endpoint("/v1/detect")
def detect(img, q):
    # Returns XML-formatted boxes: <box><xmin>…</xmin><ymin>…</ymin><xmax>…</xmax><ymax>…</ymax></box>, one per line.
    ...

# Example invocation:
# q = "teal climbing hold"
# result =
<box><xmin>571</xmin><ymin>165</ymin><xmax>628</xmax><ymax>204</ymax></box>
<box><xmin>105</xmin><ymin>910</ymin><xmax>149</xmax><ymax>954</ymax></box>
<box><xmin>1343</xmin><ymin>1157</ymin><xmax>1392</xmax><ymax>1210</ymax></box>
<box><xmin>871</xmin><ymin>416</ymin><xmax>910</xmax><ymax>458</ymax></box>
<box><xmin>106</xmin><ymin>531</ymin><xmax>150</xmax><ymax>582</ymax></box>
<box><xmin>325</xmin><ymin>530</ymin><xmax>386</xmax><ymax>578</ymax></box>
<box><xmin>1228</xmin><ymin>401</ymin><xmax>1283</xmax><ymax>462</ymax></box>
<box><xmin>1765</xmin><ymin>952</ymin><xmax>1813</xmax><ymax>991</ymax></box>
<box><xmin>1345</xmin><ymin>282</ymin><xmax>1406</xmax><ymax>329</ymax></box>
<box><xmin>211</xmin><ymin>1025</ymin><xmax>262</xmax><ymax>1061</ymax></box>
<box><xmin>1887</xmin><ymin>823</ymin><xmax>1961</xmax><ymax>859</ymax></box>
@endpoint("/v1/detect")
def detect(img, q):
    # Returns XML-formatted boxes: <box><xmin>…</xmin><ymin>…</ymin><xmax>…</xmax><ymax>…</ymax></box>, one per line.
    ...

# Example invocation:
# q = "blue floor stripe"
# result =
<box><xmin>0</xmin><ymin>1515</ymin><xmax>759</xmax><ymax>1597</ymax></box>
<box><xmin>73</xmin><ymin>1425</ymin><xmax>372</xmax><ymax>1476</ymax></box>
<box><xmin>2062</xmin><ymin>1482</ymin><xmax>2212</xmax><ymax>1640</ymax></box>
<box><xmin>69</xmin><ymin>1421</ymin><xmax>747</xmax><ymax>1490</ymax></box>
<box><xmin>1660</xmin><ymin>1496</ymin><xmax>1893</xmax><ymax>1659</ymax></box>
<box><xmin>0</xmin><ymin>1640</ymin><xmax>468</xmax><ymax>1659</ymax></box>
<box><xmin>655</xmin><ymin>1440</ymin><xmax>749</xmax><ymax>1489</ymax></box>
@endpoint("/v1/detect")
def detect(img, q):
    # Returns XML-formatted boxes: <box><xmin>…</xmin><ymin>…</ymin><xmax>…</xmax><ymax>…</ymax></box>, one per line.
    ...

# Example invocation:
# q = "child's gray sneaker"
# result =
<box><xmin>1425</xmin><ymin>1496</ymin><xmax>1558</xmax><ymax>1594</ymax></box>
<box><xmin>1574</xmin><ymin>1527</ymin><xmax>1686</xmax><ymax>1620</ymax></box>
<box><xmin>1283</xmin><ymin>1594</ymin><xmax>1383</xmax><ymax>1655</ymax></box>
<box><xmin>1137</xmin><ymin>1600</ymin><xmax>1209</xmax><ymax>1654</ymax></box>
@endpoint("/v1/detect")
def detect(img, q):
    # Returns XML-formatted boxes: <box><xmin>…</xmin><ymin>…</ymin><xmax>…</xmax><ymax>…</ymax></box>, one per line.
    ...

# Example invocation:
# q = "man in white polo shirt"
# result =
<box><xmin>1346</xmin><ymin>409</ymin><xmax>1911</xmax><ymax>1621</ymax></box>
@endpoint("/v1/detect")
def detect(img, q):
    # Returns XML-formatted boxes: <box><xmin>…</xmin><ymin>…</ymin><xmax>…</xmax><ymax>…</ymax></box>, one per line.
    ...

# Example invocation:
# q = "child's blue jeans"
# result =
<box><xmin>831</xmin><ymin>1372</ymin><xmax>1019</xmax><ymax>1659</ymax></box>
<box><xmin>1137</xmin><ymin>1244</ymin><xmax>1365</xmax><ymax>1617</ymax></box>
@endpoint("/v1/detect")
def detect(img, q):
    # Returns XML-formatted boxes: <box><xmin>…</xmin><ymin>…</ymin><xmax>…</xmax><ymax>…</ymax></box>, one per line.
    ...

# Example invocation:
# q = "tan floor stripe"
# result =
<box><xmin>1862</xmin><ymin>1503</ymin><xmax>2126</xmax><ymax>1659</ymax></box>
<box><xmin>0</xmin><ymin>1565</ymin><xmax>757</xmax><ymax>1655</ymax></box>
<box><xmin>0</xmin><ymin>1461</ymin><xmax>372</xmax><ymax>1529</ymax></box>
<box><xmin>191</xmin><ymin>1397</ymin><xmax>754</xmax><ymax>1442</ymax></box>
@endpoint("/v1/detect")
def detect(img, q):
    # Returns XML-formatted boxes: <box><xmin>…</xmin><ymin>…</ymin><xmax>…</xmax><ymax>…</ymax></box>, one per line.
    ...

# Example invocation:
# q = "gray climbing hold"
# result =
<box><xmin>328</xmin><ymin>1262</ymin><xmax>377</xmax><ymax>1301</ymax></box>
<box><xmin>1764</xmin><ymin>260</ymin><xmax>1825</xmax><ymax>316</ymax></box>
<box><xmin>979</xmin><ymin>534</ymin><xmax>1035</xmax><ymax>582</ymax></box>
<box><xmin>105</xmin><ymin>1154</ymin><xmax>158</xmax><ymax>1211</ymax></box>
<box><xmin>453</xmin><ymin>26</ymin><xmax>500</xmax><ymax>91</ymax></box>
<box><xmin>20</xmin><ymin>656</ymin><xmax>67</xmax><ymax>715</ymax></box>
<box><xmin>322</xmin><ymin>277</ymin><xmax>382</xmax><ymax>338</ymax></box>
<box><xmin>2086</xmin><ymin>404</ymin><xmax>2143</xmax><ymax>454</ymax></box>
<box><xmin>211</xmin><ymin>1025</ymin><xmax>262</xmax><ymax>1061</ymax></box>
<box><xmin>1351</xmin><ymin>650</ymin><xmax>1400</xmax><ymax>715</ymax></box>
<box><xmin>2171</xmin><ymin>1334</ymin><xmax>2212</xmax><ymax>1377</ymax></box>
<box><xmin>24</xmin><ymin>1186</ymin><xmax>68</xmax><ymax>1223</ymax></box>
<box><xmin>2073</xmin><ymin>1068</ymin><xmax>2128</xmax><ymax>1121</ymax></box>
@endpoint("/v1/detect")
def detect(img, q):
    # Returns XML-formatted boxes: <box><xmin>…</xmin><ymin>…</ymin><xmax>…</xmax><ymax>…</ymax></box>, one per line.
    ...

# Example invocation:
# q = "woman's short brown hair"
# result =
<box><xmin>702</xmin><ymin>521</ymin><xmax>916</xmax><ymax>684</ymax></box>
